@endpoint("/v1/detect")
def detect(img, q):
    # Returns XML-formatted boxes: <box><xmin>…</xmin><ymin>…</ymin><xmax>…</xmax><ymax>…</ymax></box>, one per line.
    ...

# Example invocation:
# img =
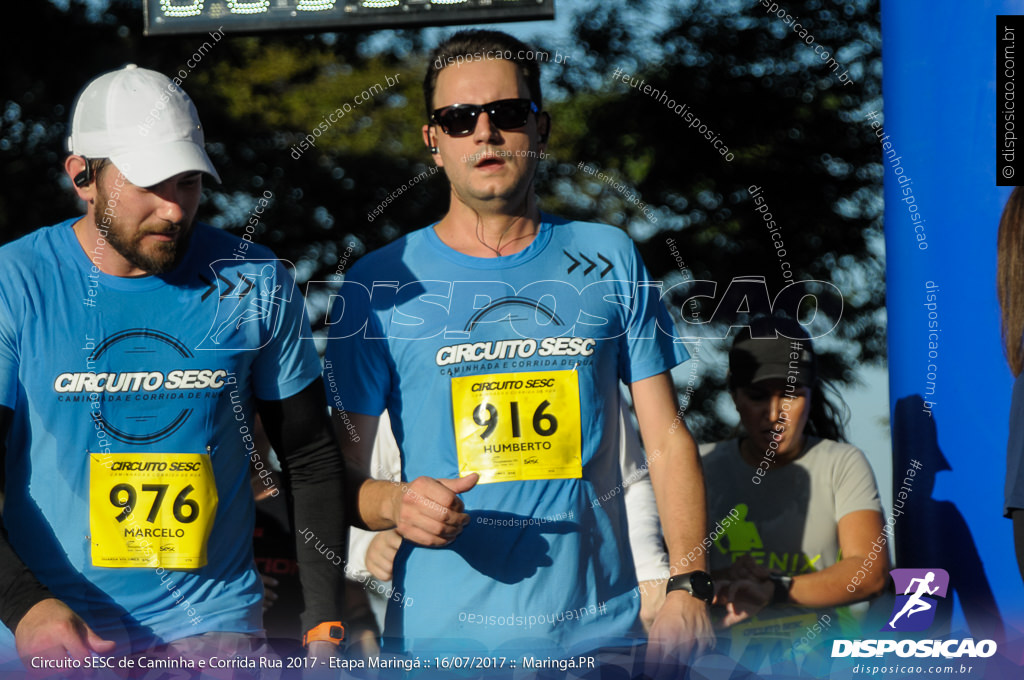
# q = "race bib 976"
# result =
<box><xmin>451</xmin><ymin>370</ymin><xmax>582</xmax><ymax>484</ymax></box>
<box><xmin>89</xmin><ymin>453</ymin><xmax>217</xmax><ymax>569</ymax></box>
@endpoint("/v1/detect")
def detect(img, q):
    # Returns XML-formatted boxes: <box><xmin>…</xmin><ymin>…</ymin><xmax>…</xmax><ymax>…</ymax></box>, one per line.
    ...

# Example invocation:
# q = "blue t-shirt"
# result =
<box><xmin>324</xmin><ymin>215</ymin><xmax>687</xmax><ymax>656</ymax></box>
<box><xmin>0</xmin><ymin>219</ymin><xmax>321</xmax><ymax>652</ymax></box>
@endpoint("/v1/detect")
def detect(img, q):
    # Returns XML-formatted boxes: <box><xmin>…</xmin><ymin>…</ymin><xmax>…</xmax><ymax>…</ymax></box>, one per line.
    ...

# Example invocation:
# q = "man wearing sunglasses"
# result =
<box><xmin>326</xmin><ymin>29</ymin><xmax>712</xmax><ymax>675</ymax></box>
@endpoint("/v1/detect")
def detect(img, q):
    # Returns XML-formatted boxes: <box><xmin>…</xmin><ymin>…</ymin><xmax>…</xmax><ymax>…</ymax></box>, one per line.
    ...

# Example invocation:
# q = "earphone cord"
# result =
<box><xmin>471</xmin><ymin>176</ymin><xmax>537</xmax><ymax>257</ymax></box>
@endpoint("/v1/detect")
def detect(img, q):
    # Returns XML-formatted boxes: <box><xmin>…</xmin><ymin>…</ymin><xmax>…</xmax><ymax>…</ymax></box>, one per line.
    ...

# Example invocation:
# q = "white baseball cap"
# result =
<box><xmin>67</xmin><ymin>64</ymin><xmax>221</xmax><ymax>187</ymax></box>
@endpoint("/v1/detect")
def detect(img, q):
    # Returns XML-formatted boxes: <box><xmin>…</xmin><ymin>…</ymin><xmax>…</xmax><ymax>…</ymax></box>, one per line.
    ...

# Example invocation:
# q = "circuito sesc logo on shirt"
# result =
<box><xmin>53</xmin><ymin>329</ymin><xmax>229</xmax><ymax>445</ymax></box>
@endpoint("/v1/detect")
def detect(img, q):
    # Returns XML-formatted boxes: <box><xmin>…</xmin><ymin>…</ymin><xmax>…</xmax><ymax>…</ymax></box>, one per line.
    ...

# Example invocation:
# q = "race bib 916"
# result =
<box><xmin>451</xmin><ymin>370</ymin><xmax>582</xmax><ymax>484</ymax></box>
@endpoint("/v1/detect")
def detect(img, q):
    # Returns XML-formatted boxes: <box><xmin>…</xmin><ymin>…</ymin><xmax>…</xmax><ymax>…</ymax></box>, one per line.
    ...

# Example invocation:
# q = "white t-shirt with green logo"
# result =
<box><xmin>700</xmin><ymin>436</ymin><xmax>882</xmax><ymax>576</ymax></box>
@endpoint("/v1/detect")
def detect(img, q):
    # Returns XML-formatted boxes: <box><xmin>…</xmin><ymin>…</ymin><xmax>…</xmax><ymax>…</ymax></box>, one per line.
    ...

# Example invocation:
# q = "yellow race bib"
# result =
<box><xmin>451</xmin><ymin>370</ymin><xmax>582</xmax><ymax>484</ymax></box>
<box><xmin>89</xmin><ymin>453</ymin><xmax>217</xmax><ymax>569</ymax></box>
<box><xmin>729</xmin><ymin>610</ymin><xmax>819</xmax><ymax>662</ymax></box>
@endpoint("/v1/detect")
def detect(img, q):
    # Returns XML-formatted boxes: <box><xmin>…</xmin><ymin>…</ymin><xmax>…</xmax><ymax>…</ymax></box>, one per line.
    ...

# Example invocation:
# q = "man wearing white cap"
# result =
<box><xmin>0</xmin><ymin>65</ymin><xmax>361</xmax><ymax>668</ymax></box>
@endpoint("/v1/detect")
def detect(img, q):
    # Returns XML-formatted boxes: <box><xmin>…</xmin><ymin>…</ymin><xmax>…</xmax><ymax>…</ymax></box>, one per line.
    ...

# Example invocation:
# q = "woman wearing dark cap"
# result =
<box><xmin>700</xmin><ymin>320</ymin><xmax>888</xmax><ymax>664</ymax></box>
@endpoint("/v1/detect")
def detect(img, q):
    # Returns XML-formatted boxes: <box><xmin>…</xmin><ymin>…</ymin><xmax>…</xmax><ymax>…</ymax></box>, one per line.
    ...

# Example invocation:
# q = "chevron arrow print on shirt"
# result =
<box><xmin>563</xmin><ymin>251</ymin><xmax>614</xmax><ymax>278</ymax></box>
<box><xmin>199</xmin><ymin>272</ymin><xmax>256</xmax><ymax>302</ymax></box>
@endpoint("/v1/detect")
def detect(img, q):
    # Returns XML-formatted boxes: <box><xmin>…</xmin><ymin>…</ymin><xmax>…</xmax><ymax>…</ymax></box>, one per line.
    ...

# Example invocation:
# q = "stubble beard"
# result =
<box><xmin>457</xmin><ymin>158</ymin><xmax>537</xmax><ymax>214</ymax></box>
<box><xmin>94</xmin><ymin>185</ymin><xmax>194</xmax><ymax>275</ymax></box>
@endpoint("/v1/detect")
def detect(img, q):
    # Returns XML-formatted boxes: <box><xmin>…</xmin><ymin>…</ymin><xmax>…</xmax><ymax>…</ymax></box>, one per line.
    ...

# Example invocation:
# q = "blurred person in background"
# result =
<box><xmin>699</xmin><ymin>317</ymin><xmax>887</xmax><ymax>670</ymax></box>
<box><xmin>997</xmin><ymin>187</ymin><xmax>1024</xmax><ymax>583</ymax></box>
<box><xmin>249</xmin><ymin>420</ymin><xmax>381</xmax><ymax>657</ymax></box>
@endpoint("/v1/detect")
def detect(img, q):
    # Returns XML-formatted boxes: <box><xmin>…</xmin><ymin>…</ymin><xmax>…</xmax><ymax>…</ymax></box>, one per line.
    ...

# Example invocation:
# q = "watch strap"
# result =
<box><xmin>768</xmin><ymin>574</ymin><xmax>793</xmax><ymax>605</ymax></box>
<box><xmin>665</xmin><ymin>571</ymin><xmax>714</xmax><ymax>604</ymax></box>
<box><xmin>302</xmin><ymin>621</ymin><xmax>345</xmax><ymax>647</ymax></box>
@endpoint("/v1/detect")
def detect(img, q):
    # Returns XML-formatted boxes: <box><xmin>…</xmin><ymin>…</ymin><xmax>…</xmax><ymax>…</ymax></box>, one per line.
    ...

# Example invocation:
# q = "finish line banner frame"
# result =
<box><xmin>145</xmin><ymin>0</ymin><xmax>555</xmax><ymax>37</ymax></box>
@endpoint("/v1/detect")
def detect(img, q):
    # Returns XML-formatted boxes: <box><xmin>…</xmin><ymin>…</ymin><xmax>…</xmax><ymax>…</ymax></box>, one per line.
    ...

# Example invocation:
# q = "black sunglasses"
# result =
<box><xmin>430</xmin><ymin>98</ymin><xmax>539</xmax><ymax>137</ymax></box>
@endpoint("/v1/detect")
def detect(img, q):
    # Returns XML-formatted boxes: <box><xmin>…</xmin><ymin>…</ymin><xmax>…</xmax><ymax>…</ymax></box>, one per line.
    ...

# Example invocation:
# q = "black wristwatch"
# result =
<box><xmin>665</xmin><ymin>571</ymin><xmax>714</xmax><ymax>604</ymax></box>
<box><xmin>768</xmin><ymin>573</ymin><xmax>794</xmax><ymax>605</ymax></box>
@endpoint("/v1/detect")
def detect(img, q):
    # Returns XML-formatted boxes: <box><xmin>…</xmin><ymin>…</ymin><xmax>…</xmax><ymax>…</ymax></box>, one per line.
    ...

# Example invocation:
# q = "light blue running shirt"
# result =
<box><xmin>0</xmin><ymin>219</ymin><xmax>320</xmax><ymax>652</ymax></box>
<box><xmin>325</xmin><ymin>214</ymin><xmax>688</xmax><ymax>656</ymax></box>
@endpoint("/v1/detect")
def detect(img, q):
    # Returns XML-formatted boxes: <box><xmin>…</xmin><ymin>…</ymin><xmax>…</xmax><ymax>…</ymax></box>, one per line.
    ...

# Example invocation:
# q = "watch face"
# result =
<box><xmin>668</xmin><ymin>571</ymin><xmax>715</xmax><ymax>603</ymax></box>
<box><xmin>691</xmin><ymin>571</ymin><xmax>715</xmax><ymax>601</ymax></box>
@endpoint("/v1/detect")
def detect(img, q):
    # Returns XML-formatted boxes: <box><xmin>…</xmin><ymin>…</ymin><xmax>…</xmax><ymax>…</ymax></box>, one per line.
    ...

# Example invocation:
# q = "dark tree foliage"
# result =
<box><xmin>535</xmin><ymin>0</ymin><xmax>883</xmax><ymax>439</ymax></box>
<box><xmin>1</xmin><ymin>0</ymin><xmax>440</xmax><ymax>265</ymax></box>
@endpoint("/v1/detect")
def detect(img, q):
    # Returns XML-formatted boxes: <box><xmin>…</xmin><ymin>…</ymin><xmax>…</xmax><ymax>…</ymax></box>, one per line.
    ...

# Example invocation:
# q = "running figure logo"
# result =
<box><xmin>883</xmin><ymin>568</ymin><xmax>950</xmax><ymax>632</ymax></box>
<box><xmin>196</xmin><ymin>260</ymin><xmax>295</xmax><ymax>351</ymax></box>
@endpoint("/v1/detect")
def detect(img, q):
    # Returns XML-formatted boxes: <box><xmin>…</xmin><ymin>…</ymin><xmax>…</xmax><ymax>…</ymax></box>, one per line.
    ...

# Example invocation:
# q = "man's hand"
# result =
<box><xmin>637</xmin><ymin>580</ymin><xmax>666</xmax><ymax>634</ymax></box>
<box><xmin>366</xmin><ymin>529</ymin><xmax>402</xmax><ymax>581</ymax></box>
<box><xmin>342</xmin><ymin>579</ymin><xmax>380</xmax><ymax>658</ymax></box>
<box><xmin>715</xmin><ymin>577</ymin><xmax>773</xmax><ymax>628</ymax></box>
<box><xmin>260</xmin><ymin>573</ymin><xmax>279</xmax><ymax>612</ymax></box>
<box><xmin>390</xmin><ymin>474</ymin><xmax>478</xmax><ymax>547</ymax></box>
<box><xmin>344</xmin><ymin>628</ymin><xmax>380</xmax><ymax>658</ymax></box>
<box><xmin>306</xmin><ymin>640</ymin><xmax>337</xmax><ymax>665</ymax></box>
<box><xmin>645</xmin><ymin>591</ymin><xmax>714</xmax><ymax>678</ymax></box>
<box><xmin>15</xmin><ymin>598</ymin><xmax>115</xmax><ymax>671</ymax></box>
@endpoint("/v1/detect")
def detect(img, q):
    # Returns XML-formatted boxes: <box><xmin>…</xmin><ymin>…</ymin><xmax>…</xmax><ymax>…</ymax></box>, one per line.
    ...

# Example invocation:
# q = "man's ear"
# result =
<box><xmin>65</xmin><ymin>155</ymin><xmax>97</xmax><ymax>203</ymax></box>
<box><xmin>422</xmin><ymin>124</ymin><xmax>442</xmax><ymax>165</ymax></box>
<box><xmin>537</xmin><ymin>111</ymin><xmax>551</xmax><ymax>145</ymax></box>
